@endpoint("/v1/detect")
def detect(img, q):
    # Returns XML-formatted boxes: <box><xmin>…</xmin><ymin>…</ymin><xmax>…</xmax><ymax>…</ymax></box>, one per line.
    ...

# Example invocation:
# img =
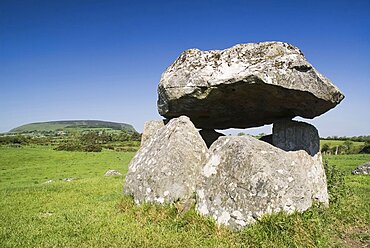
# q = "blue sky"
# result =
<box><xmin>0</xmin><ymin>0</ymin><xmax>369</xmax><ymax>136</ymax></box>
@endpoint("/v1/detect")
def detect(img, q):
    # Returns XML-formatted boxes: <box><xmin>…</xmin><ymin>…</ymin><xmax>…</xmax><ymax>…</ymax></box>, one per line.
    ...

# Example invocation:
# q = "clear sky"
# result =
<box><xmin>1</xmin><ymin>0</ymin><xmax>369</xmax><ymax>136</ymax></box>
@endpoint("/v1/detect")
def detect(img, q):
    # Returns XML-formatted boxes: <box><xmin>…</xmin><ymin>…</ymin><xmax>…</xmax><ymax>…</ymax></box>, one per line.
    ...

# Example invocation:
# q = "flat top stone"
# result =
<box><xmin>157</xmin><ymin>41</ymin><xmax>344</xmax><ymax>129</ymax></box>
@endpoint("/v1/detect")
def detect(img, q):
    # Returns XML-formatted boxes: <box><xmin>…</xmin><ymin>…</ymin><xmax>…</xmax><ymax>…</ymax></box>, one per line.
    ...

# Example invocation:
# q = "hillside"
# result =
<box><xmin>9</xmin><ymin>120</ymin><xmax>137</xmax><ymax>133</ymax></box>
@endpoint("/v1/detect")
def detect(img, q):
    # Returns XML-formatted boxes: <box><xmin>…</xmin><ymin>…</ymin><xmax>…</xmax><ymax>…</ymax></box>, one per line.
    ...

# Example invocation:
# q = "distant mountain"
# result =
<box><xmin>9</xmin><ymin>120</ymin><xmax>137</xmax><ymax>133</ymax></box>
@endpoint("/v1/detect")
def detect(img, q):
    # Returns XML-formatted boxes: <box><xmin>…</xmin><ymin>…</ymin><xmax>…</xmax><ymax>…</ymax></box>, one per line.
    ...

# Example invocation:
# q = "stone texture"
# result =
<box><xmin>352</xmin><ymin>162</ymin><xmax>370</xmax><ymax>175</ymax></box>
<box><xmin>141</xmin><ymin>120</ymin><xmax>166</xmax><ymax>145</ymax></box>
<box><xmin>124</xmin><ymin>116</ymin><xmax>209</xmax><ymax>204</ymax></box>
<box><xmin>199</xmin><ymin>129</ymin><xmax>225</xmax><ymax>148</ymax></box>
<box><xmin>196</xmin><ymin>136</ymin><xmax>328</xmax><ymax>229</ymax></box>
<box><xmin>104</xmin><ymin>170</ymin><xmax>122</xmax><ymax>177</ymax></box>
<box><xmin>157</xmin><ymin>42</ymin><xmax>344</xmax><ymax>129</ymax></box>
<box><xmin>272</xmin><ymin>119</ymin><xmax>320</xmax><ymax>156</ymax></box>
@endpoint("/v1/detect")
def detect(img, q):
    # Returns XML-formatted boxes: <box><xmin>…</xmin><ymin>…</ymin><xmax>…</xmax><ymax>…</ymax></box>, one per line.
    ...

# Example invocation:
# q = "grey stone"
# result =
<box><xmin>124</xmin><ymin>116</ymin><xmax>209</xmax><ymax>204</ymax></box>
<box><xmin>140</xmin><ymin>120</ymin><xmax>166</xmax><ymax>145</ymax></box>
<box><xmin>259</xmin><ymin>134</ymin><xmax>273</xmax><ymax>145</ymax></box>
<box><xmin>272</xmin><ymin>119</ymin><xmax>320</xmax><ymax>156</ymax></box>
<box><xmin>157</xmin><ymin>42</ymin><xmax>344</xmax><ymax>129</ymax></box>
<box><xmin>104</xmin><ymin>170</ymin><xmax>122</xmax><ymax>177</ymax></box>
<box><xmin>352</xmin><ymin>162</ymin><xmax>370</xmax><ymax>175</ymax></box>
<box><xmin>196</xmin><ymin>135</ymin><xmax>328</xmax><ymax>229</ymax></box>
<box><xmin>199</xmin><ymin>129</ymin><xmax>225</xmax><ymax>148</ymax></box>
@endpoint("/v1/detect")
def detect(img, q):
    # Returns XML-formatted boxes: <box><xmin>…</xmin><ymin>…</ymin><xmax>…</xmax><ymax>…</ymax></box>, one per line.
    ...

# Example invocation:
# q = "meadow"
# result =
<box><xmin>0</xmin><ymin>145</ymin><xmax>369</xmax><ymax>247</ymax></box>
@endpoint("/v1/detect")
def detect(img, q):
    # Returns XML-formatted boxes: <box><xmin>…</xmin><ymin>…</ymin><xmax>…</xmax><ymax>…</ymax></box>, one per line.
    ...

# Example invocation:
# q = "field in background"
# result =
<box><xmin>320</xmin><ymin>140</ymin><xmax>365</xmax><ymax>149</ymax></box>
<box><xmin>9</xmin><ymin>120</ymin><xmax>136</xmax><ymax>133</ymax></box>
<box><xmin>0</xmin><ymin>146</ymin><xmax>369</xmax><ymax>247</ymax></box>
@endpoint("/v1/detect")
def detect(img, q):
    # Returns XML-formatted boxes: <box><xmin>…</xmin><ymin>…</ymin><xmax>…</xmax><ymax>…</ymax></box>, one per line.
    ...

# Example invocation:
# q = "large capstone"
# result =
<box><xmin>158</xmin><ymin>42</ymin><xmax>344</xmax><ymax>129</ymax></box>
<box><xmin>196</xmin><ymin>135</ymin><xmax>328</xmax><ymax>229</ymax></box>
<box><xmin>272</xmin><ymin>119</ymin><xmax>320</xmax><ymax>156</ymax></box>
<box><xmin>124</xmin><ymin>116</ymin><xmax>209</xmax><ymax>204</ymax></box>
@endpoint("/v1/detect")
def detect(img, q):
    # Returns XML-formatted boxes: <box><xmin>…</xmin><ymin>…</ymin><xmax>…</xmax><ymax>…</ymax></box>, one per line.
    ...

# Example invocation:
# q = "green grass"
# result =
<box><xmin>0</xmin><ymin>146</ymin><xmax>135</xmax><ymax>188</ymax></box>
<box><xmin>320</xmin><ymin>139</ymin><xmax>365</xmax><ymax>149</ymax></box>
<box><xmin>0</xmin><ymin>146</ymin><xmax>369</xmax><ymax>247</ymax></box>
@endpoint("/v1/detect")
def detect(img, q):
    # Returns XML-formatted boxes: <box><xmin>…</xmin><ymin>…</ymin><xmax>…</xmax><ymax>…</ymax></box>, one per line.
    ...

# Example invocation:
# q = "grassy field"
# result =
<box><xmin>0</xmin><ymin>146</ymin><xmax>369</xmax><ymax>247</ymax></box>
<box><xmin>320</xmin><ymin>140</ymin><xmax>365</xmax><ymax>149</ymax></box>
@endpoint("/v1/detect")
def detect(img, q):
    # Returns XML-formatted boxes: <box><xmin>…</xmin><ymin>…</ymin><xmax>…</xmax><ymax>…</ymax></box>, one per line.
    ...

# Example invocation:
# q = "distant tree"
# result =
<box><xmin>343</xmin><ymin>140</ymin><xmax>353</xmax><ymax>153</ymax></box>
<box><xmin>338</xmin><ymin>145</ymin><xmax>348</xmax><ymax>154</ymax></box>
<box><xmin>83</xmin><ymin>144</ymin><xmax>102</xmax><ymax>152</ymax></box>
<box><xmin>130</xmin><ymin>132</ymin><xmax>141</xmax><ymax>141</ymax></box>
<box><xmin>321</xmin><ymin>144</ymin><xmax>330</xmax><ymax>153</ymax></box>
<box><xmin>237</xmin><ymin>132</ymin><xmax>245</xmax><ymax>136</ymax></box>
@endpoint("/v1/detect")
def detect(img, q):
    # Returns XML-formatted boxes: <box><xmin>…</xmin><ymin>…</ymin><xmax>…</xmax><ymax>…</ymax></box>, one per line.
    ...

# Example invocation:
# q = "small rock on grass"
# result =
<box><xmin>352</xmin><ymin>162</ymin><xmax>370</xmax><ymax>175</ymax></box>
<box><xmin>63</xmin><ymin>178</ymin><xmax>76</xmax><ymax>182</ymax></box>
<box><xmin>104</xmin><ymin>170</ymin><xmax>122</xmax><ymax>177</ymax></box>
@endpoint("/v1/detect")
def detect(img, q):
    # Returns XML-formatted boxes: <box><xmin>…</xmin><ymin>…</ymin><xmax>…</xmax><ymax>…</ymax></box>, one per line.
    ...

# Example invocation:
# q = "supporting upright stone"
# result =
<box><xmin>272</xmin><ymin>119</ymin><xmax>320</xmax><ymax>156</ymax></box>
<box><xmin>259</xmin><ymin>134</ymin><xmax>273</xmax><ymax>145</ymax></box>
<box><xmin>124</xmin><ymin>116</ymin><xmax>209</xmax><ymax>204</ymax></box>
<box><xmin>140</xmin><ymin>120</ymin><xmax>166</xmax><ymax>145</ymax></box>
<box><xmin>196</xmin><ymin>135</ymin><xmax>328</xmax><ymax>230</ymax></box>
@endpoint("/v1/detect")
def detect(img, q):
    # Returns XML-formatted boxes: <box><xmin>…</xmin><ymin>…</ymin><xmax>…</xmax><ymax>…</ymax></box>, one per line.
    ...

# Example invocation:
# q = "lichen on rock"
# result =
<box><xmin>157</xmin><ymin>41</ymin><xmax>344</xmax><ymax>129</ymax></box>
<box><xmin>124</xmin><ymin>116</ymin><xmax>209</xmax><ymax>204</ymax></box>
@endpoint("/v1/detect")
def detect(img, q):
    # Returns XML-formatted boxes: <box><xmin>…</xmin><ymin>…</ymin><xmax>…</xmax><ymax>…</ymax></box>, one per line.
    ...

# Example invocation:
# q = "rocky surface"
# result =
<box><xmin>140</xmin><ymin>120</ymin><xmax>166</xmax><ymax>145</ymax></box>
<box><xmin>124</xmin><ymin>116</ymin><xmax>209</xmax><ymax>204</ymax></box>
<box><xmin>196</xmin><ymin>135</ymin><xmax>328</xmax><ymax>229</ymax></box>
<box><xmin>104</xmin><ymin>170</ymin><xmax>122</xmax><ymax>177</ymax></box>
<box><xmin>199</xmin><ymin>129</ymin><xmax>225</xmax><ymax>148</ymax></box>
<box><xmin>272</xmin><ymin>119</ymin><xmax>320</xmax><ymax>156</ymax></box>
<box><xmin>157</xmin><ymin>42</ymin><xmax>344</xmax><ymax>129</ymax></box>
<box><xmin>352</xmin><ymin>162</ymin><xmax>370</xmax><ymax>175</ymax></box>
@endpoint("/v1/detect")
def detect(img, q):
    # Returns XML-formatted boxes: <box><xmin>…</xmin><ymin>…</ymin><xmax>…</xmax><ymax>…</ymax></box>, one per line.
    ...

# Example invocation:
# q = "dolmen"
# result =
<box><xmin>124</xmin><ymin>41</ymin><xmax>344</xmax><ymax>229</ymax></box>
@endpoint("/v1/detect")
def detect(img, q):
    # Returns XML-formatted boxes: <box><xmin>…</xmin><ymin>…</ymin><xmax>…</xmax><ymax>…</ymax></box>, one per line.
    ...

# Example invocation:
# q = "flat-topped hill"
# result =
<box><xmin>9</xmin><ymin>120</ymin><xmax>137</xmax><ymax>133</ymax></box>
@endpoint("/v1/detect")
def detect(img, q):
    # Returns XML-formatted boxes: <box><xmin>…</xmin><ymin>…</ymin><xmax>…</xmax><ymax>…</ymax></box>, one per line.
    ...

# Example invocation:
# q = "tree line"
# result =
<box><xmin>321</xmin><ymin>135</ymin><xmax>370</xmax><ymax>143</ymax></box>
<box><xmin>0</xmin><ymin>130</ymin><xmax>141</xmax><ymax>152</ymax></box>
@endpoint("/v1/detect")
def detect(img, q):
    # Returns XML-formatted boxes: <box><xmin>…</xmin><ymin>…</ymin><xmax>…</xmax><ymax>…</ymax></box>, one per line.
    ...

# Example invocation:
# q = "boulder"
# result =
<box><xmin>124</xmin><ymin>116</ymin><xmax>209</xmax><ymax>204</ymax></box>
<box><xmin>352</xmin><ymin>162</ymin><xmax>370</xmax><ymax>175</ymax></box>
<box><xmin>196</xmin><ymin>136</ymin><xmax>328</xmax><ymax>229</ymax></box>
<box><xmin>141</xmin><ymin>120</ymin><xmax>166</xmax><ymax>145</ymax></box>
<box><xmin>157</xmin><ymin>42</ymin><xmax>344</xmax><ymax>129</ymax></box>
<box><xmin>272</xmin><ymin>119</ymin><xmax>320</xmax><ymax>156</ymax></box>
<box><xmin>199</xmin><ymin>129</ymin><xmax>225</xmax><ymax>148</ymax></box>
